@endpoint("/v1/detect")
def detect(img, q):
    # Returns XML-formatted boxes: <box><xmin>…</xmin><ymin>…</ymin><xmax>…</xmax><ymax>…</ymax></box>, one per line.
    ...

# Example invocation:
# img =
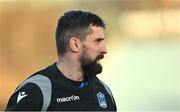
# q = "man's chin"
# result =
<box><xmin>94</xmin><ymin>64</ymin><xmax>102</xmax><ymax>74</ymax></box>
<box><xmin>80</xmin><ymin>56</ymin><xmax>103</xmax><ymax>76</ymax></box>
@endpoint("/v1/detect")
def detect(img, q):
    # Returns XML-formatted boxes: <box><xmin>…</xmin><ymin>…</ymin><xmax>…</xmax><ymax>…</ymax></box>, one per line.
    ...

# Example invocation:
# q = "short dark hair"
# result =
<box><xmin>55</xmin><ymin>10</ymin><xmax>105</xmax><ymax>56</ymax></box>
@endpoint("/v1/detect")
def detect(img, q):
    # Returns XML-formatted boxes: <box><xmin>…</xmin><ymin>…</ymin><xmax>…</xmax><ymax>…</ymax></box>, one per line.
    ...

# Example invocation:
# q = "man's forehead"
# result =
<box><xmin>89</xmin><ymin>25</ymin><xmax>105</xmax><ymax>37</ymax></box>
<box><xmin>90</xmin><ymin>25</ymin><xmax>104</xmax><ymax>31</ymax></box>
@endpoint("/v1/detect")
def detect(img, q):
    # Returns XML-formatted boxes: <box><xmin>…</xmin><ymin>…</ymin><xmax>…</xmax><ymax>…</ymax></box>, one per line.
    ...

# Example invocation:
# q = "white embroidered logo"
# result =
<box><xmin>56</xmin><ymin>95</ymin><xmax>80</xmax><ymax>103</ymax></box>
<box><xmin>17</xmin><ymin>91</ymin><xmax>28</xmax><ymax>103</ymax></box>
<box><xmin>97</xmin><ymin>92</ymin><xmax>107</xmax><ymax>108</ymax></box>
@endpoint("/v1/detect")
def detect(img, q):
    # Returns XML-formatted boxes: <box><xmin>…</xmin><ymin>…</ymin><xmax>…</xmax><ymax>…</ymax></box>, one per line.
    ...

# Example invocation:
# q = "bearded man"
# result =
<box><xmin>6</xmin><ymin>10</ymin><xmax>117</xmax><ymax>111</ymax></box>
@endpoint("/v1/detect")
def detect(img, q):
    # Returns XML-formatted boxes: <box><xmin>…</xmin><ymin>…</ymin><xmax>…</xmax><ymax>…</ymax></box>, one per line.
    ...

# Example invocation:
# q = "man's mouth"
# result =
<box><xmin>97</xmin><ymin>54</ymin><xmax>104</xmax><ymax>60</ymax></box>
<box><xmin>96</xmin><ymin>55</ymin><xmax>104</xmax><ymax>64</ymax></box>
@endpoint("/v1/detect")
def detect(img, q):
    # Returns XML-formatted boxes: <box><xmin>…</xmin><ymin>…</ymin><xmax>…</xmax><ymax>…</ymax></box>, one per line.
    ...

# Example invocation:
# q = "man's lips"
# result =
<box><xmin>96</xmin><ymin>54</ymin><xmax>104</xmax><ymax>64</ymax></box>
<box><xmin>97</xmin><ymin>54</ymin><xmax>104</xmax><ymax>60</ymax></box>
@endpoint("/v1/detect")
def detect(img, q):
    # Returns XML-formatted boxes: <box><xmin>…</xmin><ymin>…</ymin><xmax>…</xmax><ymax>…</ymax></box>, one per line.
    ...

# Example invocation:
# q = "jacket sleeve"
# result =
<box><xmin>5</xmin><ymin>83</ymin><xmax>43</xmax><ymax>111</ymax></box>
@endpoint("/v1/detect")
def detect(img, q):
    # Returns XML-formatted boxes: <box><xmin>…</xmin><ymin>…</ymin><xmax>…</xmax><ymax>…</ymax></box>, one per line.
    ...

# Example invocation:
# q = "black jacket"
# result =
<box><xmin>6</xmin><ymin>63</ymin><xmax>117</xmax><ymax>111</ymax></box>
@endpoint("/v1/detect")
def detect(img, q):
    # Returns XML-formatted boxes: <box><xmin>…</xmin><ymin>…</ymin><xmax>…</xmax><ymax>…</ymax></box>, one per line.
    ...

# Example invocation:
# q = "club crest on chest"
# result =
<box><xmin>96</xmin><ymin>92</ymin><xmax>107</xmax><ymax>108</ymax></box>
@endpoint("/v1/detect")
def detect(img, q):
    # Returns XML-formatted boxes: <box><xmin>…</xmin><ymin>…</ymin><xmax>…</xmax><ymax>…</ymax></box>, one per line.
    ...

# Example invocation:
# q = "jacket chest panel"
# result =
<box><xmin>48</xmin><ymin>87</ymin><xmax>112</xmax><ymax>111</ymax></box>
<box><xmin>49</xmin><ymin>90</ymin><xmax>97</xmax><ymax>110</ymax></box>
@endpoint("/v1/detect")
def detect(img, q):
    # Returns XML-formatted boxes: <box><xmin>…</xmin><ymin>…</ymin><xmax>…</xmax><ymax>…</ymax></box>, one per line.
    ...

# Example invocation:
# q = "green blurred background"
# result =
<box><xmin>0</xmin><ymin>0</ymin><xmax>180</xmax><ymax>111</ymax></box>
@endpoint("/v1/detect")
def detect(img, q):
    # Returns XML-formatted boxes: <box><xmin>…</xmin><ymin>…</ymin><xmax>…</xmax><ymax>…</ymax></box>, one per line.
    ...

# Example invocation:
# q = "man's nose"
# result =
<box><xmin>100</xmin><ymin>44</ymin><xmax>107</xmax><ymax>54</ymax></box>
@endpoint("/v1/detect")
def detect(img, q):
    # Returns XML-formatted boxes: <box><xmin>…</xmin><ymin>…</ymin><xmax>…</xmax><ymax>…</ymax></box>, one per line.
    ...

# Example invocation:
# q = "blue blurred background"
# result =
<box><xmin>0</xmin><ymin>0</ymin><xmax>180</xmax><ymax>111</ymax></box>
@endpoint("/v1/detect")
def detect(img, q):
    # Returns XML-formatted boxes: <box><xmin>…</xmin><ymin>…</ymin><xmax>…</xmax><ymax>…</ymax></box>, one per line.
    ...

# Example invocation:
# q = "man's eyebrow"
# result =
<box><xmin>95</xmin><ymin>37</ymin><xmax>105</xmax><ymax>42</ymax></box>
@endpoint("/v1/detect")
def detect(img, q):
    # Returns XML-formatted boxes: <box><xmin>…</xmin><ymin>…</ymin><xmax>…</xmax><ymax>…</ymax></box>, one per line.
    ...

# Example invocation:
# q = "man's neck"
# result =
<box><xmin>56</xmin><ymin>57</ymin><xmax>84</xmax><ymax>81</ymax></box>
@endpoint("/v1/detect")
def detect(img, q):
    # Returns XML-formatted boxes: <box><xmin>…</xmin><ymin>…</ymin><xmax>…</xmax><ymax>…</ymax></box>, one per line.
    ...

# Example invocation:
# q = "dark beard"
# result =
<box><xmin>80</xmin><ymin>54</ymin><xmax>104</xmax><ymax>76</ymax></box>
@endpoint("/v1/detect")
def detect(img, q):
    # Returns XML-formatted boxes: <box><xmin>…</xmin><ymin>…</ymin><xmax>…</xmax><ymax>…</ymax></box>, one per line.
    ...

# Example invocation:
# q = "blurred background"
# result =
<box><xmin>0</xmin><ymin>0</ymin><xmax>180</xmax><ymax>111</ymax></box>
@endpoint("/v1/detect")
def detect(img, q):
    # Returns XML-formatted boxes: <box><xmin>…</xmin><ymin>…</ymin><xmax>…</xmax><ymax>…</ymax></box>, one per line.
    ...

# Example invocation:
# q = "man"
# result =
<box><xmin>6</xmin><ymin>10</ymin><xmax>117</xmax><ymax>111</ymax></box>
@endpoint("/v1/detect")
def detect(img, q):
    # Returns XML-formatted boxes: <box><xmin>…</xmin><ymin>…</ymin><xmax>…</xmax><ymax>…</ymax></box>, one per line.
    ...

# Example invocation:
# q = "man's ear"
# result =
<box><xmin>69</xmin><ymin>37</ymin><xmax>82</xmax><ymax>52</ymax></box>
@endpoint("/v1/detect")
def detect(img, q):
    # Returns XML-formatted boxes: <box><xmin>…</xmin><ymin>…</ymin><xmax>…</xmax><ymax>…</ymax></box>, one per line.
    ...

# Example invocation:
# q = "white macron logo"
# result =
<box><xmin>17</xmin><ymin>91</ymin><xmax>28</xmax><ymax>103</ymax></box>
<box><xmin>56</xmin><ymin>95</ymin><xmax>80</xmax><ymax>103</ymax></box>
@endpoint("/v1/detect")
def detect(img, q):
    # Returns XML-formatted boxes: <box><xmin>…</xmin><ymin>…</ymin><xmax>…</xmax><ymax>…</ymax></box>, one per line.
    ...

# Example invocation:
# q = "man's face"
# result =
<box><xmin>80</xmin><ymin>26</ymin><xmax>107</xmax><ymax>76</ymax></box>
